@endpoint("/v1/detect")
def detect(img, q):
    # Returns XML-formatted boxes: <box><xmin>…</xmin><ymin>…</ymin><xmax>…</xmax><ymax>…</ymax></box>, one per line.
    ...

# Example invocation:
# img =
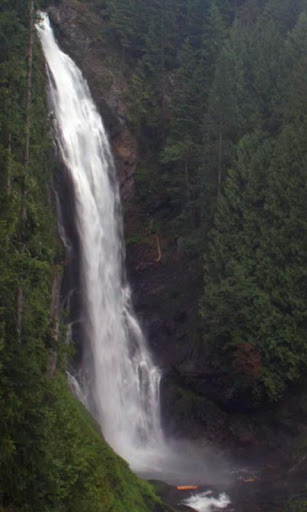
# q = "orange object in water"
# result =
<box><xmin>176</xmin><ymin>485</ymin><xmax>199</xmax><ymax>491</ymax></box>
<box><xmin>242</xmin><ymin>477</ymin><xmax>257</xmax><ymax>483</ymax></box>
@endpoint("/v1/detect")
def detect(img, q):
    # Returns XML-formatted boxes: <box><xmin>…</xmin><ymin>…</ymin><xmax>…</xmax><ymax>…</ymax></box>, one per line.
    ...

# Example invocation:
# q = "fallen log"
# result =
<box><xmin>176</xmin><ymin>485</ymin><xmax>199</xmax><ymax>491</ymax></box>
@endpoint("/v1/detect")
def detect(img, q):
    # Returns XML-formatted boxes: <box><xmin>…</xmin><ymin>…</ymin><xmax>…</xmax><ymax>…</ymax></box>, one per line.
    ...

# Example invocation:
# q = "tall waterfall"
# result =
<box><xmin>37</xmin><ymin>14</ymin><xmax>163</xmax><ymax>470</ymax></box>
<box><xmin>37</xmin><ymin>14</ymin><xmax>230</xmax><ymax>487</ymax></box>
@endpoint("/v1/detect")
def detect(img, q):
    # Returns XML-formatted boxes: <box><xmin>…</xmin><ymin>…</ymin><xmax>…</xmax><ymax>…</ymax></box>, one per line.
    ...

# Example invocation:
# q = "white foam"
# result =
<box><xmin>183</xmin><ymin>491</ymin><xmax>231</xmax><ymax>512</ymax></box>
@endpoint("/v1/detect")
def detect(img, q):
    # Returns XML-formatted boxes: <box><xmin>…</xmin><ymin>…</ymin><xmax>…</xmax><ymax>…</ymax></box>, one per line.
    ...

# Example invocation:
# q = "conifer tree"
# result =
<box><xmin>200</xmin><ymin>127</ymin><xmax>307</xmax><ymax>401</ymax></box>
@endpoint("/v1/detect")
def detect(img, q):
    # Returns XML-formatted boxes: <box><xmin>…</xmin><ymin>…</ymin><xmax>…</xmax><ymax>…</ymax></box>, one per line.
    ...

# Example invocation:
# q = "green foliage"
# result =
<box><xmin>198</xmin><ymin>5</ymin><xmax>307</xmax><ymax>402</ymax></box>
<box><xmin>100</xmin><ymin>0</ymin><xmax>307</xmax><ymax>402</ymax></box>
<box><xmin>1</xmin><ymin>2</ymin><xmax>307</xmax><ymax>508</ymax></box>
<box><xmin>1</xmin><ymin>372</ymin><xmax>166</xmax><ymax>511</ymax></box>
<box><xmin>91</xmin><ymin>0</ymin><xmax>307</xmax><ymax>403</ymax></box>
<box><xmin>200</xmin><ymin>124</ymin><xmax>307</xmax><ymax>401</ymax></box>
<box><xmin>0</xmin><ymin>3</ymin><xmax>167</xmax><ymax>511</ymax></box>
<box><xmin>286</xmin><ymin>496</ymin><xmax>307</xmax><ymax>512</ymax></box>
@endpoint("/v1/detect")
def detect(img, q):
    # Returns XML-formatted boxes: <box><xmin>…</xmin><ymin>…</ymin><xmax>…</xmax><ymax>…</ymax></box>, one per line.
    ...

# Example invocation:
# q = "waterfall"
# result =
<box><xmin>37</xmin><ymin>13</ymin><xmax>163</xmax><ymax>470</ymax></box>
<box><xmin>37</xmin><ymin>14</ymin><xmax>230</xmax><ymax>487</ymax></box>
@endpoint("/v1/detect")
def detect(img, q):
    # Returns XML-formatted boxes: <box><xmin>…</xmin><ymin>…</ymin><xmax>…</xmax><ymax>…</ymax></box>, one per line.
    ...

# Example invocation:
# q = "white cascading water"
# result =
<box><xmin>37</xmin><ymin>13</ymin><xmax>163</xmax><ymax>470</ymax></box>
<box><xmin>37</xmin><ymin>13</ymin><xmax>231</xmax><ymax>489</ymax></box>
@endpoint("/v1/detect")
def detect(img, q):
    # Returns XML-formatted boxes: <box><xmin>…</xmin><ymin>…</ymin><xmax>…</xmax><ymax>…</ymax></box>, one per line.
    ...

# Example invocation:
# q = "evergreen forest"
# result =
<box><xmin>0</xmin><ymin>0</ymin><xmax>306</xmax><ymax>510</ymax></box>
<box><xmin>104</xmin><ymin>0</ymin><xmax>307</xmax><ymax>402</ymax></box>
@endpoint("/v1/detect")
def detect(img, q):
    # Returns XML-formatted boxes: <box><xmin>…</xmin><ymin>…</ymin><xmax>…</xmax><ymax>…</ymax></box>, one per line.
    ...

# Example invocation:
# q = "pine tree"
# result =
<box><xmin>202</xmin><ymin>38</ymin><xmax>244</xmax><ymax>199</ymax></box>
<box><xmin>200</xmin><ymin>126</ymin><xmax>307</xmax><ymax>401</ymax></box>
<box><xmin>285</xmin><ymin>12</ymin><xmax>307</xmax><ymax>121</ymax></box>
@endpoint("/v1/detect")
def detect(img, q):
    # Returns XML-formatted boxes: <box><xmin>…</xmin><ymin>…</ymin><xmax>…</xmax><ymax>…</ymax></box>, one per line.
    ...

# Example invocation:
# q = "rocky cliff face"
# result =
<box><xmin>46</xmin><ymin>0</ymin><xmax>199</xmax><ymax>377</ymax></box>
<box><xmin>45</xmin><ymin>1</ymin><xmax>254</xmax><ymax>440</ymax></box>
<box><xmin>47</xmin><ymin>0</ymin><xmax>137</xmax><ymax>202</ymax></box>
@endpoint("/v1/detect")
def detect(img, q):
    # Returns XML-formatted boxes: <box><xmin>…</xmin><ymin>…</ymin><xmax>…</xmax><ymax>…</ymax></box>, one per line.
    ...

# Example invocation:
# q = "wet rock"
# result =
<box><xmin>47</xmin><ymin>0</ymin><xmax>137</xmax><ymax>200</ymax></box>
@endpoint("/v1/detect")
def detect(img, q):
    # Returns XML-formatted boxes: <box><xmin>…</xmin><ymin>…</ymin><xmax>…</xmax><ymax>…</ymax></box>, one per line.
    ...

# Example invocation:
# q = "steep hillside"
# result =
<box><xmin>40</xmin><ymin>4</ymin><xmax>307</xmax><ymax>509</ymax></box>
<box><xmin>1</xmin><ymin>0</ymin><xmax>307</xmax><ymax>509</ymax></box>
<box><xmin>0</xmin><ymin>2</ymin><xmax>171</xmax><ymax>510</ymax></box>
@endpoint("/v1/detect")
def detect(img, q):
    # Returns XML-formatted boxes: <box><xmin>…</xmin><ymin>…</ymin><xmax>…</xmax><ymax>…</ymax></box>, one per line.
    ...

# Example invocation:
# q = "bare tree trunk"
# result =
<box><xmin>21</xmin><ymin>0</ymin><xmax>34</xmax><ymax>222</ymax></box>
<box><xmin>16</xmin><ymin>287</ymin><xmax>24</xmax><ymax>342</ymax></box>
<box><xmin>50</xmin><ymin>271</ymin><xmax>61</xmax><ymax>344</ymax></box>
<box><xmin>4</xmin><ymin>133</ymin><xmax>12</xmax><ymax>258</ymax></box>
<box><xmin>184</xmin><ymin>160</ymin><xmax>194</xmax><ymax>226</ymax></box>
<box><xmin>217</xmin><ymin>129</ymin><xmax>222</xmax><ymax>197</ymax></box>
<box><xmin>17</xmin><ymin>0</ymin><xmax>34</xmax><ymax>341</ymax></box>
<box><xmin>160</xmin><ymin>0</ymin><xmax>166</xmax><ymax>141</ymax></box>
<box><xmin>184</xmin><ymin>160</ymin><xmax>190</xmax><ymax>203</ymax></box>
<box><xmin>121</xmin><ymin>44</ymin><xmax>126</xmax><ymax>72</ymax></box>
<box><xmin>161</xmin><ymin>1</ymin><xmax>165</xmax><ymax>114</ymax></box>
<box><xmin>7</xmin><ymin>133</ymin><xmax>11</xmax><ymax>192</ymax></box>
<box><xmin>153</xmin><ymin>234</ymin><xmax>162</xmax><ymax>263</ymax></box>
<box><xmin>48</xmin><ymin>271</ymin><xmax>62</xmax><ymax>376</ymax></box>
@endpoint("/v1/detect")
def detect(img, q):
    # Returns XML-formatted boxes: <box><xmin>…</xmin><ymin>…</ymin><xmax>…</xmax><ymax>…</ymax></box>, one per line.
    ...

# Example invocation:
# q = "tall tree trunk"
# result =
<box><xmin>153</xmin><ymin>234</ymin><xmax>162</xmax><ymax>263</ymax></box>
<box><xmin>184</xmin><ymin>160</ymin><xmax>193</xmax><ymax>227</ymax></box>
<box><xmin>50</xmin><ymin>271</ymin><xmax>61</xmax><ymax>344</ymax></box>
<box><xmin>184</xmin><ymin>160</ymin><xmax>190</xmax><ymax>203</ymax></box>
<box><xmin>121</xmin><ymin>44</ymin><xmax>126</xmax><ymax>71</ymax></box>
<box><xmin>160</xmin><ymin>0</ymin><xmax>166</xmax><ymax>140</ymax></box>
<box><xmin>22</xmin><ymin>0</ymin><xmax>34</xmax><ymax>222</ymax></box>
<box><xmin>17</xmin><ymin>0</ymin><xmax>34</xmax><ymax>341</ymax></box>
<box><xmin>217</xmin><ymin>129</ymin><xmax>222</xmax><ymax>197</ymax></box>
<box><xmin>16</xmin><ymin>288</ymin><xmax>24</xmax><ymax>341</ymax></box>
<box><xmin>48</xmin><ymin>270</ymin><xmax>62</xmax><ymax>376</ymax></box>
<box><xmin>7</xmin><ymin>132</ymin><xmax>11</xmax><ymax>192</ymax></box>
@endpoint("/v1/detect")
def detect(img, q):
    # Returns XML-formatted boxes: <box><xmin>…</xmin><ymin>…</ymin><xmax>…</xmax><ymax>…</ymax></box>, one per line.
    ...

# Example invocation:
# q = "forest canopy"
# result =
<box><xmin>102</xmin><ymin>0</ymin><xmax>307</xmax><ymax>401</ymax></box>
<box><xmin>0</xmin><ymin>0</ymin><xmax>306</xmax><ymax>509</ymax></box>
